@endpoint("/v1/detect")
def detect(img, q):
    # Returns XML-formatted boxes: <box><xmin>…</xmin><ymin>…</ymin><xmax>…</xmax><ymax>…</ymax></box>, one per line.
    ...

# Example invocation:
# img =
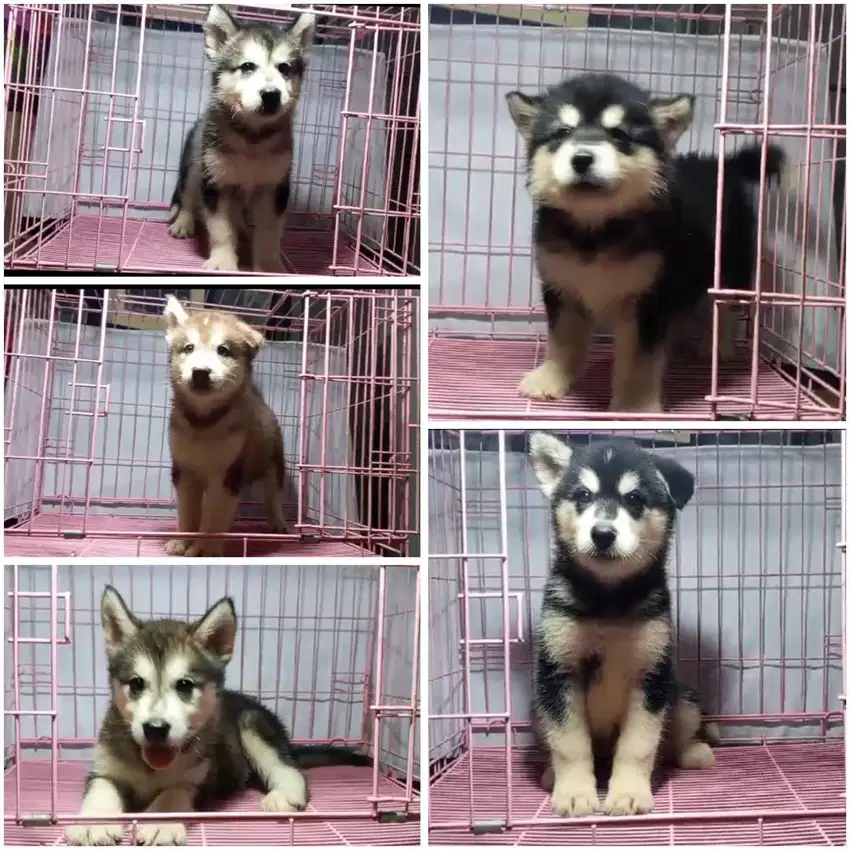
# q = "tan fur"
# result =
<box><xmin>665</xmin><ymin>700</ymin><xmax>716</xmax><ymax>769</ymax></box>
<box><xmin>538</xmin><ymin>710</ymin><xmax>598</xmax><ymax>816</ymax></box>
<box><xmin>611</xmin><ymin>312</ymin><xmax>666</xmax><ymax>413</ymax></box>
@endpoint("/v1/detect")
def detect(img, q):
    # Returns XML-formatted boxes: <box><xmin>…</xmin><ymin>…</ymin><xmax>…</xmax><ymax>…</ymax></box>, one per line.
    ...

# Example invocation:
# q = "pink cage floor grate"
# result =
<box><xmin>3</xmin><ymin>515</ymin><xmax>379</xmax><ymax>558</ymax></box>
<box><xmin>428</xmin><ymin>337</ymin><xmax>840</xmax><ymax>420</ymax></box>
<box><xmin>429</xmin><ymin>742</ymin><xmax>846</xmax><ymax>846</ymax></box>
<box><xmin>6</xmin><ymin>214</ymin><xmax>379</xmax><ymax>275</ymax></box>
<box><xmin>5</xmin><ymin>760</ymin><xmax>419</xmax><ymax>846</ymax></box>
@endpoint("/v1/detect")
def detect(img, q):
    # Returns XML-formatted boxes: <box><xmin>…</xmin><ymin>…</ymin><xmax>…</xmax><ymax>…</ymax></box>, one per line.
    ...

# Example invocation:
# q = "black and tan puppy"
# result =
<box><xmin>528</xmin><ymin>433</ymin><xmax>717</xmax><ymax>817</ymax></box>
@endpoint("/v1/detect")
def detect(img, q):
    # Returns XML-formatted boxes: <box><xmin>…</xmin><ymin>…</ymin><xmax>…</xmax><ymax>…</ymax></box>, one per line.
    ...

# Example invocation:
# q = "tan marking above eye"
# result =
<box><xmin>558</xmin><ymin>104</ymin><xmax>581</xmax><ymax>128</ymax></box>
<box><xmin>601</xmin><ymin>105</ymin><xmax>626</xmax><ymax>129</ymax></box>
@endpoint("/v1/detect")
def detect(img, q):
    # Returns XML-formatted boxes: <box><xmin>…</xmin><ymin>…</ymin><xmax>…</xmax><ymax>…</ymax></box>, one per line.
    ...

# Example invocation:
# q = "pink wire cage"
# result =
<box><xmin>3</xmin><ymin>287</ymin><xmax>419</xmax><ymax>557</ymax></box>
<box><xmin>3</xmin><ymin>3</ymin><xmax>421</xmax><ymax>276</ymax></box>
<box><xmin>428</xmin><ymin>4</ymin><xmax>846</xmax><ymax>420</ymax></box>
<box><xmin>3</xmin><ymin>562</ymin><xmax>421</xmax><ymax>846</ymax></box>
<box><xmin>428</xmin><ymin>429</ymin><xmax>845</xmax><ymax>845</ymax></box>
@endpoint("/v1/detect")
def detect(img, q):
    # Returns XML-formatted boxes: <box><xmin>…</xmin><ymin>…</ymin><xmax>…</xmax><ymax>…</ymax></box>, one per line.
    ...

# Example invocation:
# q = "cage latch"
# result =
<box><xmin>20</xmin><ymin>814</ymin><xmax>54</xmax><ymax>827</ymax></box>
<box><xmin>473</xmin><ymin>821</ymin><xmax>505</xmax><ymax>834</ymax></box>
<box><xmin>378</xmin><ymin>811</ymin><xmax>408</xmax><ymax>824</ymax></box>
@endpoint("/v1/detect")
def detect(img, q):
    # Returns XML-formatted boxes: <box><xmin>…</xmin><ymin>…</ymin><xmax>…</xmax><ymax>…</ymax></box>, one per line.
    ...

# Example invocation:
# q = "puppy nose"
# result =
<box><xmin>142</xmin><ymin>720</ymin><xmax>171</xmax><ymax>744</ymax></box>
<box><xmin>191</xmin><ymin>368</ymin><xmax>211</xmax><ymax>389</ymax></box>
<box><xmin>571</xmin><ymin>151</ymin><xmax>595</xmax><ymax>175</ymax></box>
<box><xmin>260</xmin><ymin>88</ymin><xmax>281</xmax><ymax>112</ymax></box>
<box><xmin>591</xmin><ymin>525</ymin><xmax>617</xmax><ymax>551</ymax></box>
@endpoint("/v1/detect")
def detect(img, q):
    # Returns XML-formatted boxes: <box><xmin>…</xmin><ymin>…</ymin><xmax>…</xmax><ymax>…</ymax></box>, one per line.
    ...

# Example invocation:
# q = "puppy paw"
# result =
<box><xmin>184</xmin><ymin>539</ymin><xmax>225</xmax><ymax>558</ymax></box>
<box><xmin>202</xmin><ymin>249</ymin><xmax>239</xmax><ymax>272</ymax></box>
<box><xmin>678</xmin><ymin>741</ymin><xmax>715</xmax><ymax>769</ymax></box>
<box><xmin>164</xmin><ymin>539</ymin><xmax>190</xmax><ymax>556</ymax></box>
<box><xmin>167</xmin><ymin>208</ymin><xmax>195</xmax><ymax>239</ymax></box>
<box><xmin>518</xmin><ymin>361</ymin><xmax>572</xmax><ymax>400</ymax></box>
<box><xmin>602</xmin><ymin>780</ymin><xmax>654</xmax><ymax>815</ymax></box>
<box><xmin>551</xmin><ymin>778</ymin><xmax>599</xmax><ymax>817</ymax></box>
<box><xmin>66</xmin><ymin>823</ymin><xmax>124</xmax><ymax>845</ymax></box>
<box><xmin>135</xmin><ymin>822</ymin><xmax>187</xmax><ymax>845</ymax></box>
<box><xmin>253</xmin><ymin>256</ymin><xmax>285</xmax><ymax>274</ymax></box>
<box><xmin>262</xmin><ymin>788</ymin><xmax>306</xmax><ymax>814</ymax></box>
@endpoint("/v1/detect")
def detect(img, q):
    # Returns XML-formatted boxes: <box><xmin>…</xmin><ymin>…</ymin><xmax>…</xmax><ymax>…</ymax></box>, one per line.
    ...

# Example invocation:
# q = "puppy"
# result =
<box><xmin>506</xmin><ymin>73</ymin><xmax>789</xmax><ymax>412</ymax></box>
<box><xmin>66</xmin><ymin>586</ymin><xmax>371</xmax><ymax>846</ymax></box>
<box><xmin>528</xmin><ymin>432</ymin><xmax>717</xmax><ymax>818</ymax></box>
<box><xmin>168</xmin><ymin>5</ymin><xmax>315</xmax><ymax>272</ymax></box>
<box><xmin>163</xmin><ymin>295</ymin><xmax>288</xmax><ymax>557</ymax></box>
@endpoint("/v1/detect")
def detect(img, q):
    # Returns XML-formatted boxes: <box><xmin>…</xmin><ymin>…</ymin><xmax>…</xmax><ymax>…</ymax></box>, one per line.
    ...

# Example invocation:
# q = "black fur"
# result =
<box><xmin>223</xmin><ymin>456</ymin><xmax>245</xmax><ymax>495</ymax></box>
<box><xmin>171</xmin><ymin>462</ymin><xmax>181</xmax><ymax>487</ymax></box>
<box><xmin>169</xmin><ymin>121</ymin><xmax>199</xmax><ymax>221</ymax></box>
<box><xmin>274</xmin><ymin>178</ymin><xmax>291</xmax><ymax>217</ymax></box>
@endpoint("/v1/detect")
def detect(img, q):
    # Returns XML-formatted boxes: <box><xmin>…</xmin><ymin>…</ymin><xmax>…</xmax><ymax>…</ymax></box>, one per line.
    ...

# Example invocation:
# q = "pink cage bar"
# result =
<box><xmin>4</xmin><ymin>3</ymin><xmax>421</xmax><ymax>276</ymax></box>
<box><xmin>3</xmin><ymin>562</ymin><xmax>421</xmax><ymax>845</ymax></box>
<box><xmin>428</xmin><ymin>4</ymin><xmax>846</xmax><ymax>420</ymax></box>
<box><xmin>428</xmin><ymin>428</ymin><xmax>845</xmax><ymax>845</ymax></box>
<box><xmin>3</xmin><ymin>286</ymin><xmax>418</xmax><ymax>557</ymax></box>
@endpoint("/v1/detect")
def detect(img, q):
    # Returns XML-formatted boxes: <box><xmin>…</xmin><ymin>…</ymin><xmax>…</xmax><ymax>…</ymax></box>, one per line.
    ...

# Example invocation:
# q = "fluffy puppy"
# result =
<box><xmin>163</xmin><ymin>295</ymin><xmax>288</xmax><ymax>557</ymax></box>
<box><xmin>528</xmin><ymin>433</ymin><xmax>717</xmax><ymax>818</ymax></box>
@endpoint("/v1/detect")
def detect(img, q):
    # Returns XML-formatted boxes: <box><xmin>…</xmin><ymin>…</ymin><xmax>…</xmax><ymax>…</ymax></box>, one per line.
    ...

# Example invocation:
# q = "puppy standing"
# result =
<box><xmin>164</xmin><ymin>295</ymin><xmax>288</xmax><ymax>557</ymax></box>
<box><xmin>66</xmin><ymin>587</ymin><xmax>371</xmax><ymax>846</ymax></box>
<box><xmin>528</xmin><ymin>433</ymin><xmax>717</xmax><ymax>817</ymax></box>
<box><xmin>168</xmin><ymin>5</ymin><xmax>315</xmax><ymax>272</ymax></box>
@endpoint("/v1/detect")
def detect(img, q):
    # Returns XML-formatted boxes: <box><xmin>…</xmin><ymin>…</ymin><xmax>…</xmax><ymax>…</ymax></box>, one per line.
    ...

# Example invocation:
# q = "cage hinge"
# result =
<box><xmin>94</xmin><ymin>263</ymin><xmax>119</xmax><ymax>273</ymax></box>
<box><xmin>20</xmin><ymin>814</ymin><xmax>54</xmax><ymax>827</ymax></box>
<box><xmin>378</xmin><ymin>811</ymin><xmax>408</xmax><ymax>824</ymax></box>
<box><xmin>716</xmin><ymin>414</ymin><xmax>754</xmax><ymax>421</ymax></box>
<box><xmin>473</xmin><ymin>820</ymin><xmax>505</xmax><ymax>834</ymax></box>
<box><xmin>62</xmin><ymin>530</ymin><xmax>86</xmax><ymax>539</ymax></box>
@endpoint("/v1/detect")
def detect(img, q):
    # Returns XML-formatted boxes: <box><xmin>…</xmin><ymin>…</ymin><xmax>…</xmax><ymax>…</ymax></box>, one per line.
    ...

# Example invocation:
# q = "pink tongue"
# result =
<box><xmin>143</xmin><ymin>745</ymin><xmax>177</xmax><ymax>770</ymax></box>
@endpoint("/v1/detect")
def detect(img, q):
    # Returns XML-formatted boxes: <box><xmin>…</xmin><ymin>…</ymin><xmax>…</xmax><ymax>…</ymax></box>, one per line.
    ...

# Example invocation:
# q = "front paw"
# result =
<box><xmin>518</xmin><ymin>361</ymin><xmax>573</xmax><ymax>400</ymax></box>
<box><xmin>602</xmin><ymin>779</ymin><xmax>654</xmax><ymax>815</ymax></box>
<box><xmin>165</xmin><ymin>539</ymin><xmax>190</xmax><ymax>556</ymax></box>
<box><xmin>254</xmin><ymin>256</ymin><xmax>285</xmax><ymax>274</ymax></box>
<box><xmin>262</xmin><ymin>788</ymin><xmax>306</xmax><ymax>814</ymax></box>
<box><xmin>202</xmin><ymin>249</ymin><xmax>239</xmax><ymax>272</ymax></box>
<box><xmin>135</xmin><ymin>822</ymin><xmax>187</xmax><ymax>846</ymax></box>
<box><xmin>184</xmin><ymin>538</ymin><xmax>225</xmax><ymax>558</ymax></box>
<box><xmin>66</xmin><ymin>823</ymin><xmax>124</xmax><ymax>845</ymax></box>
<box><xmin>167</xmin><ymin>209</ymin><xmax>195</xmax><ymax>239</ymax></box>
<box><xmin>551</xmin><ymin>777</ymin><xmax>599</xmax><ymax>817</ymax></box>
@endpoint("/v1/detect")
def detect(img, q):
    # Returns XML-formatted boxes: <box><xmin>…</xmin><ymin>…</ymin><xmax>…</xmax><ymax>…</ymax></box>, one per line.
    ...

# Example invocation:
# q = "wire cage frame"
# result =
<box><xmin>428</xmin><ymin>3</ymin><xmax>846</xmax><ymax>420</ymax></box>
<box><xmin>428</xmin><ymin>428</ymin><xmax>845</xmax><ymax>845</ymax></box>
<box><xmin>3</xmin><ymin>286</ymin><xmax>419</xmax><ymax>557</ymax></box>
<box><xmin>4</xmin><ymin>3</ymin><xmax>421</xmax><ymax>276</ymax></box>
<box><xmin>3</xmin><ymin>562</ymin><xmax>421</xmax><ymax>846</ymax></box>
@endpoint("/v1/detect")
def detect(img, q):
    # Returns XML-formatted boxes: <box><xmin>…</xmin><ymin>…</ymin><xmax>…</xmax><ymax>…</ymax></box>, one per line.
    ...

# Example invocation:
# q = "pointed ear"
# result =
<box><xmin>290</xmin><ymin>13</ymin><xmax>316</xmax><ymax>62</ymax></box>
<box><xmin>649</xmin><ymin>94</ymin><xmax>694</xmax><ymax>148</ymax></box>
<box><xmin>506</xmin><ymin>91</ymin><xmax>543</xmax><ymax>141</ymax></box>
<box><xmin>191</xmin><ymin>597</ymin><xmax>237</xmax><ymax>663</ymax></box>
<box><xmin>528</xmin><ymin>432</ymin><xmax>573</xmax><ymax>499</ymax></box>
<box><xmin>204</xmin><ymin>4</ymin><xmax>240</xmax><ymax>61</ymax></box>
<box><xmin>101</xmin><ymin>586</ymin><xmax>140</xmax><ymax>657</ymax></box>
<box><xmin>163</xmin><ymin>295</ymin><xmax>189</xmax><ymax>345</ymax></box>
<box><xmin>652</xmin><ymin>455</ymin><xmax>695</xmax><ymax>510</ymax></box>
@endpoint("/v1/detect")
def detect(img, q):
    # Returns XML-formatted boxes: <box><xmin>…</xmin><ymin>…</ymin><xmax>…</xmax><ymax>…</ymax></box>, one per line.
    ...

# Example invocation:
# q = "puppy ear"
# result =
<box><xmin>652</xmin><ymin>455</ymin><xmax>695</xmax><ymax>510</ymax></box>
<box><xmin>239</xmin><ymin>322</ymin><xmax>265</xmax><ymax>359</ymax></box>
<box><xmin>528</xmin><ymin>432</ymin><xmax>573</xmax><ymax>499</ymax></box>
<box><xmin>290</xmin><ymin>13</ymin><xmax>316</xmax><ymax>62</ymax></box>
<box><xmin>204</xmin><ymin>4</ymin><xmax>240</xmax><ymax>60</ymax></box>
<box><xmin>649</xmin><ymin>94</ymin><xmax>694</xmax><ymax>148</ymax></box>
<box><xmin>191</xmin><ymin>597</ymin><xmax>237</xmax><ymax>664</ymax></box>
<box><xmin>163</xmin><ymin>295</ymin><xmax>189</xmax><ymax>345</ymax></box>
<box><xmin>101</xmin><ymin>586</ymin><xmax>140</xmax><ymax>657</ymax></box>
<box><xmin>506</xmin><ymin>91</ymin><xmax>543</xmax><ymax>141</ymax></box>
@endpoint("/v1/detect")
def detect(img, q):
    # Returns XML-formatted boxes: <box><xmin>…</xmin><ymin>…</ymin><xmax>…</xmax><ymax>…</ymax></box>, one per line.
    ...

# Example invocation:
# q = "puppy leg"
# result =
<box><xmin>168</xmin><ymin>205</ymin><xmax>195</xmax><ymax>239</ymax></box>
<box><xmin>520</xmin><ymin>290</ymin><xmax>591</xmax><ymax>400</ymax></box>
<box><xmin>166</xmin><ymin>465</ymin><xmax>204</xmax><ymax>556</ymax></box>
<box><xmin>134</xmin><ymin>787</ymin><xmax>194</xmax><ymax>846</ymax></box>
<box><xmin>201</xmin><ymin>184</ymin><xmax>239</xmax><ymax>272</ymax></box>
<box><xmin>610</xmin><ymin>312</ymin><xmax>665</xmax><ymax>413</ymax></box>
<box><xmin>252</xmin><ymin>183</ymin><xmax>288</xmax><ymax>273</ymax></box>
<box><xmin>65</xmin><ymin>776</ymin><xmax>126</xmax><ymax>846</ymax></box>
<box><xmin>263</xmin><ymin>437</ymin><xmax>289</xmax><ymax>532</ymax></box>
<box><xmin>240</xmin><ymin>725</ymin><xmax>308</xmax><ymax>813</ymax></box>
<box><xmin>665</xmin><ymin>694</ymin><xmax>715</xmax><ymax>770</ymax></box>
<box><xmin>543</xmin><ymin>706</ymin><xmax>599</xmax><ymax>817</ymax></box>
<box><xmin>184</xmin><ymin>481</ymin><xmax>239</xmax><ymax>557</ymax></box>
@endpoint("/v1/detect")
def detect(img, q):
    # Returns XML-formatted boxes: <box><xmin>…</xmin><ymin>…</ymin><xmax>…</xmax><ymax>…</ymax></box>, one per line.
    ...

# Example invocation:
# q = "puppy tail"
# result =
<box><xmin>724</xmin><ymin>143</ymin><xmax>788</xmax><ymax>187</ymax></box>
<box><xmin>291</xmin><ymin>744</ymin><xmax>372</xmax><ymax>769</ymax></box>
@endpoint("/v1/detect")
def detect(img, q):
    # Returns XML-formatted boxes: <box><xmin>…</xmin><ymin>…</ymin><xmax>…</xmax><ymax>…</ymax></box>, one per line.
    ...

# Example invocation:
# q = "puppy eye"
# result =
<box><xmin>183</xmin><ymin>343</ymin><xmax>195</xmax><ymax>354</ymax></box>
<box><xmin>574</xmin><ymin>487</ymin><xmax>592</xmax><ymax>504</ymax></box>
<box><xmin>240</xmin><ymin>62</ymin><xmax>257</xmax><ymax>74</ymax></box>
<box><xmin>217</xmin><ymin>345</ymin><xmax>231</xmax><ymax>358</ymax></box>
<box><xmin>609</xmin><ymin>127</ymin><xmax>630</xmax><ymax>143</ymax></box>
<box><xmin>277</xmin><ymin>62</ymin><xmax>292</xmax><ymax>77</ymax></box>
<box><xmin>625</xmin><ymin>491</ymin><xmax>644</xmax><ymax>508</ymax></box>
<box><xmin>128</xmin><ymin>676</ymin><xmax>145</xmax><ymax>696</ymax></box>
<box><xmin>175</xmin><ymin>678</ymin><xmax>195</xmax><ymax>696</ymax></box>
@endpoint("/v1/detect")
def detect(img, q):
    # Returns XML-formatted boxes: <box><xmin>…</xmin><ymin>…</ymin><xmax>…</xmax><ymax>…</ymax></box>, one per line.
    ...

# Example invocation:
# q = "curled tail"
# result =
<box><xmin>725</xmin><ymin>143</ymin><xmax>788</xmax><ymax>186</ymax></box>
<box><xmin>291</xmin><ymin>744</ymin><xmax>372</xmax><ymax>769</ymax></box>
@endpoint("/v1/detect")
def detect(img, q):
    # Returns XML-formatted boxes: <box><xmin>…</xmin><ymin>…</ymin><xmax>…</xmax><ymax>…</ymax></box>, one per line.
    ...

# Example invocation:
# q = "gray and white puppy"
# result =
<box><xmin>528</xmin><ymin>433</ymin><xmax>717</xmax><ymax>818</ymax></box>
<box><xmin>66</xmin><ymin>586</ymin><xmax>371</xmax><ymax>846</ymax></box>
<box><xmin>168</xmin><ymin>4</ymin><xmax>315</xmax><ymax>272</ymax></box>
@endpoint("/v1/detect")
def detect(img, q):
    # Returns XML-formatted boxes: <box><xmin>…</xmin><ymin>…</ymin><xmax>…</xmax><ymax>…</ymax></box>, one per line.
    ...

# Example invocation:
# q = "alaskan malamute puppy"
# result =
<box><xmin>163</xmin><ymin>294</ymin><xmax>288</xmax><ymax>557</ymax></box>
<box><xmin>528</xmin><ymin>433</ymin><xmax>717</xmax><ymax>817</ymax></box>
<box><xmin>66</xmin><ymin>586</ymin><xmax>371</xmax><ymax>846</ymax></box>
<box><xmin>168</xmin><ymin>4</ymin><xmax>315</xmax><ymax>272</ymax></box>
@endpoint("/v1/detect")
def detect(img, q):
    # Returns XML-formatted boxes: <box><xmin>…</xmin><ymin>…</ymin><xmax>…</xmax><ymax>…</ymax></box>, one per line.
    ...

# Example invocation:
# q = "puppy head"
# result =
<box><xmin>100</xmin><ymin>586</ymin><xmax>237</xmax><ymax>770</ymax></box>
<box><xmin>529</xmin><ymin>432</ymin><xmax>694</xmax><ymax>582</ymax></box>
<box><xmin>506</xmin><ymin>73</ymin><xmax>693</xmax><ymax>225</ymax></box>
<box><xmin>203</xmin><ymin>4</ymin><xmax>315</xmax><ymax>122</ymax></box>
<box><xmin>163</xmin><ymin>295</ymin><xmax>264</xmax><ymax>410</ymax></box>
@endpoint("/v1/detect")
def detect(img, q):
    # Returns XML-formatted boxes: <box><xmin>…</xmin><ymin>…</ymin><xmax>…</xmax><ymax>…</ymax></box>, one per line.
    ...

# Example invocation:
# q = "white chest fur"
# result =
<box><xmin>204</xmin><ymin>147</ymin><xmax>292</xmax><ymax>191</ymax></box>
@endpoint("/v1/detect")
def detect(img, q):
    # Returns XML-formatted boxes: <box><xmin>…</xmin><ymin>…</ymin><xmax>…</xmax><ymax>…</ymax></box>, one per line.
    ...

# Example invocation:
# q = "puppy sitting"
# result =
<box><xmin>163</xmin><ymin>295</ymin><xmax>288</xmax><ymax>556</ymax></box>
<box><xmin>528</xmin><ymin>433</ymin><xmax>717</xmax><ymax>818</ymax></box>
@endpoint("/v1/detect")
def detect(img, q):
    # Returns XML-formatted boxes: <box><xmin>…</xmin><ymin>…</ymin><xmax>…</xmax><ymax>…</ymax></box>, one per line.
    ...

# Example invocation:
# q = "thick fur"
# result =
<box><xmin>163</xmin><ymin>295</ymin><xmax>288</xmax><ymax>557</ymax></box>
<box><xmin>168</xmin><ymin>5</ymin><xmax>315</xmax><ymax>272</ymax></box>
<box><xmin>528</xmin><ymin>433</ymin><xmax>716</xmax><ymax>819</ymax></box>
<box><xmin>506</xmin><ymin>73</ymin><xmax>789</xmax><ymax>412</ymax></box>
<box><xmin>66</xmin><ymin>587</ymin><xmax>370</xmax><ymax>846</ymax></box>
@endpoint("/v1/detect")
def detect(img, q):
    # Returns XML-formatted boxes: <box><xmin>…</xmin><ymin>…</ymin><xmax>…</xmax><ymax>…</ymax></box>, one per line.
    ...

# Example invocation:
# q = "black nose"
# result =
<box><xmin>571</xmin><ymin>151</ymin><xmax>595</xmax><ymax>175</ymax></box>
<box><xmin>142</xmin><ymin>720</ymin><xmax>171</xmax><ymax>744</ymax></box>
<box><xmin>260</xmin><ymin>88</ymin><xmax>281</xmax><ymax>112</ymax></box>
<box><xmin>591</xmin><ymin>525</ymin><xmax>617</xmax><ymax>551</ymax></box>
<box><xmin>191</xmin><ymin>368</ymin><xmax>211</xmax><ymax>389</ymax></box>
